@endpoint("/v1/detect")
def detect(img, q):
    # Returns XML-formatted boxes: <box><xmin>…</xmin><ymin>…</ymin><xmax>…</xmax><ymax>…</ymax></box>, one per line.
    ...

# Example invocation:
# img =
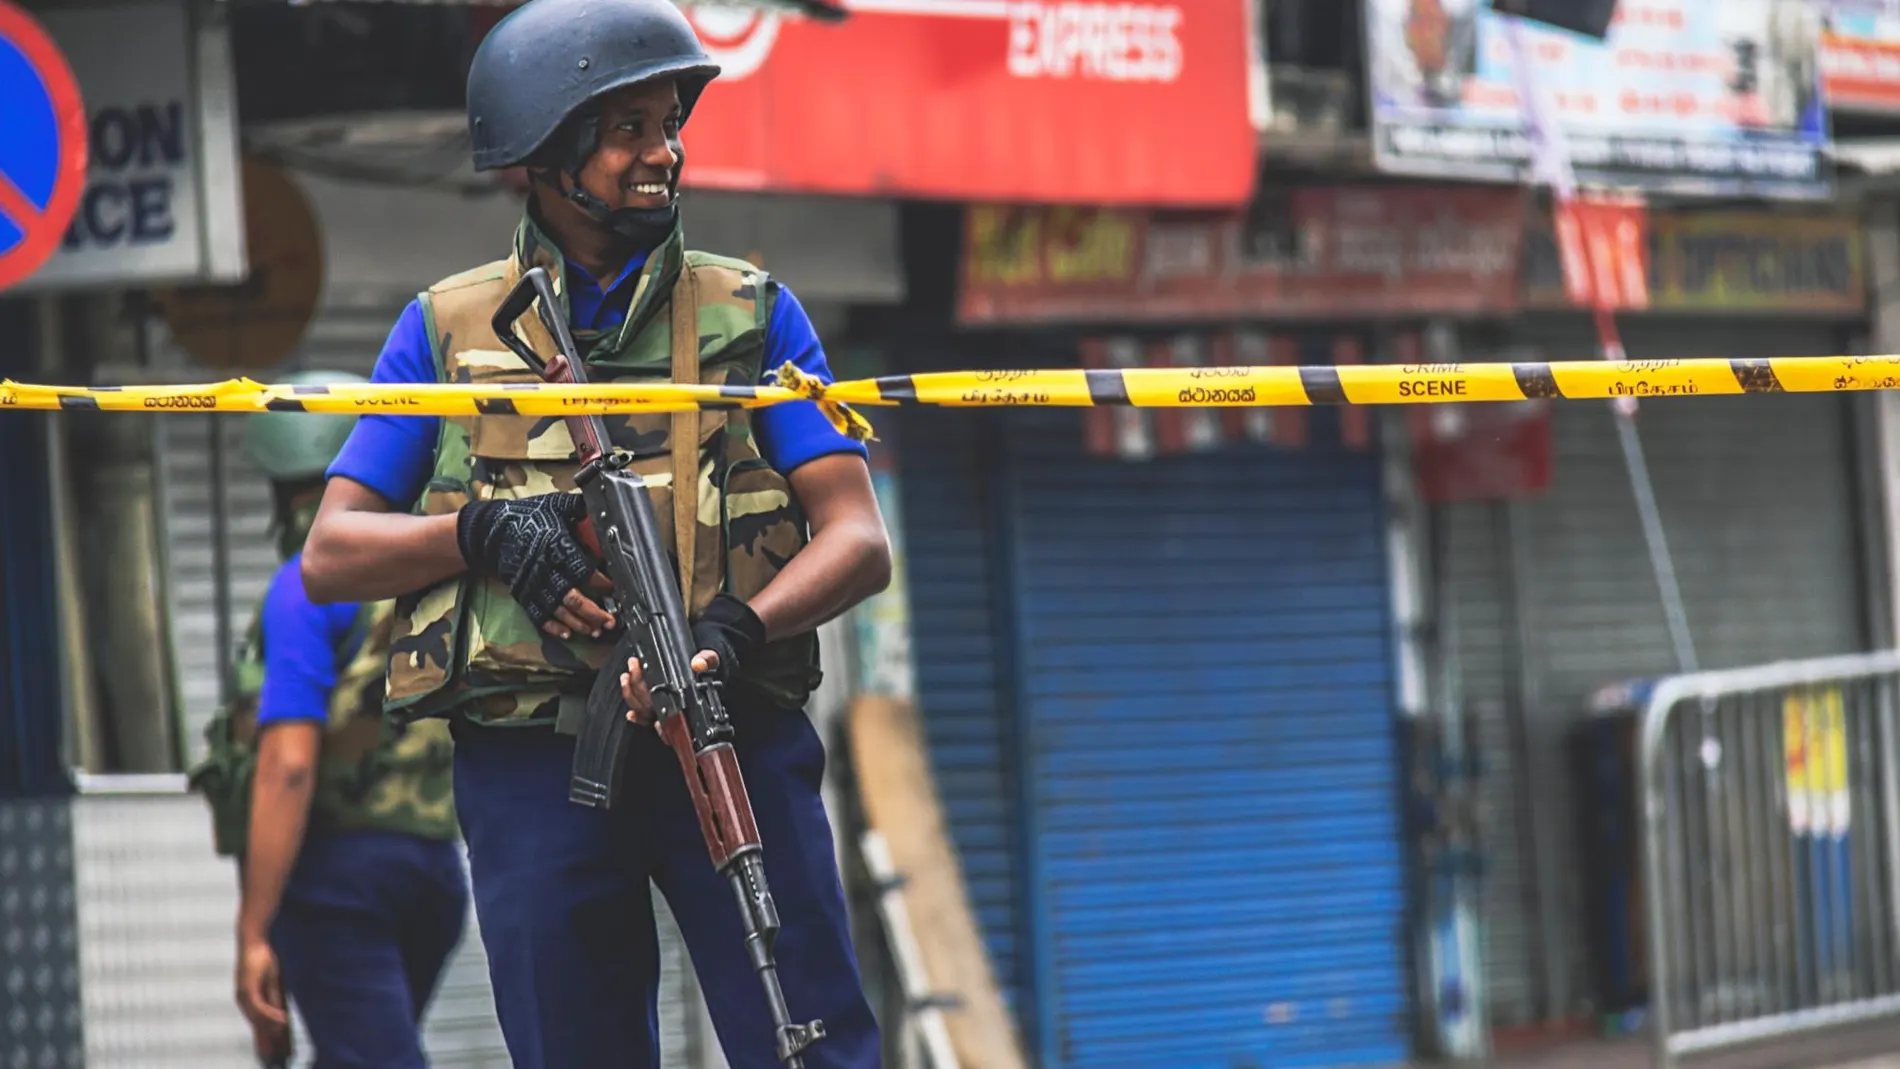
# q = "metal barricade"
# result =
<box><xmin>1642</xmin><ymin>651</ymin><xmax>1900</xmax><ymax>1069</ymax></box>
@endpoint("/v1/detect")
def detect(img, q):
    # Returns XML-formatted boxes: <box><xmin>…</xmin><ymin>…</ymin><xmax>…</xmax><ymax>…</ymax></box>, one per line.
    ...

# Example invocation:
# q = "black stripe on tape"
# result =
<box><xmin>1731</xmin><ymin>359</ymin><xmax>1785</xmax><ymax>393</ymax></box>
<box><xmin>266</xmin><ymin>399</ymin><xmax>309</xmax><ymax>412</ymax></box>
<box><xmin>1085</xmin><ymin>369</ymin><xmax>1129</xmax><ymax>405</ymax></box>
<box><xmin>477</xmin><ymin>398</ymin><xmax>521</xmax><ymax>415</ymax></box>
<box><xmin>716</xmin><ymin>385</ymin><xmax>761</xmax><ymax>399</ymax></box>
<box><xmin>875</xmin><ymin>375</ymin><xmax>918</xmax><ymax>402</ymax></box>
<box><xmin>1298</xmin><ymin>366</ymin><xmax>1346</xmax><ymax>405</ymax></box>
<box><xmin>57</xmin><ymin>396</ymin><xmax>98</xmax><ymax>410</ymax></box>
<box><xmin>1512</xmin><ymin>363</ymin><xmax>1560</xmax><ymax>399</ymax></box>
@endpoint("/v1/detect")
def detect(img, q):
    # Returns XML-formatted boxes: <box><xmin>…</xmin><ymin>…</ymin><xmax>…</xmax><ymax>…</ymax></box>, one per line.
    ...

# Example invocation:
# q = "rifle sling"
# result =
<box><xmin>669</xmin><ymin>268</ymin><xmax>698</xmax><ymax>611</ymax></box>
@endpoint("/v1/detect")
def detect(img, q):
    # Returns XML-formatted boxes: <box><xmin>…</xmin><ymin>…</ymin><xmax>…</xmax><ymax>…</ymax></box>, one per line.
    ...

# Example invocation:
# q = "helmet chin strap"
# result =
<box><xmin>562</xmin><ymin>181</ymin><xmax>679</xmax><ymax>248</ymax></box>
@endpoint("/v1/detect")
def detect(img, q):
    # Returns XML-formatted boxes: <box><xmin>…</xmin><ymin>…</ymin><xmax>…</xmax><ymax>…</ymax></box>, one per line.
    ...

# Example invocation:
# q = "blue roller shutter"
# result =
<box><xmin>1001</xmin><ymin>407</ymin><xmax>1410</xmax><ymax>1069</ymax></box>
<box><xmin>899</xmin><ymin>404</ymin><xmax>1032</xmax><ymax>1021</ymax></box>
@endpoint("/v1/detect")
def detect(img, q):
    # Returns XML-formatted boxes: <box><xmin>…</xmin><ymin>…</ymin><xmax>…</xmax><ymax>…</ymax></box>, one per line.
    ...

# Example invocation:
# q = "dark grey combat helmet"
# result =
<box><xmin>466</xmin><ymin>0</ymin><xmax>720</xmax><ymax>172</ymax></box>
<box><xmin>466</xmin><ymin>0</ymin><xmax>721</xmax><ymax>238</ymax></box>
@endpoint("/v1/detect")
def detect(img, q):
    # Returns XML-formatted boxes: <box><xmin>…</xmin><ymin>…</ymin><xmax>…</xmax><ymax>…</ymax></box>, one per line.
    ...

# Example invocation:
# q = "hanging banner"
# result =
<box><xmin>658</xmin><ymin>0</ymin><xmax>1257</xmax><ymax>208</ymax></box>
<box><xmin>957</xmin><ymin>186</ymin><xmax>1529</xmax><ymax>327</ymax></box>
<box><xmin>1522</xmin><ymin>207</ymin><xmax>1866</xmax><ymax>315</ymax></box>
<box><xmin>1819</xmin><ymin>1</ymin><xmax>1900</xmax><ymax>113</ymax></box>
<box><xmin>1365</xmin><ymin>0</ymin><xmax>1832</xmax><ymax>200</ymax></box>
<box><xmin>1554</xmin><ymin>194</ymin><xmax>1652</xmax><ymax>312</ymax></box>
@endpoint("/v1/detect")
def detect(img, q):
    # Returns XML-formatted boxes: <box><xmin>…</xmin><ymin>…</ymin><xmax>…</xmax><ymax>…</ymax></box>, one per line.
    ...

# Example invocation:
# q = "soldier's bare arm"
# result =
<box><xmin>303</xmin><ymin>477</ymin><xmax>617</xmax><ymax>639</ymax></box>
<box><xmin>238</xmin><ymin>721</ymin><xmax>319</xmax><ymax>950</ymax></box>
<box><xmin>235</xmin><ymin>720</ymin><xmax>319</xmax><ymax>1047</ymax></box>
<box><xmin>300</xmin><ymin>477</ymin><xmax>465</xmax><ymax>604</ymax></box>
<box><xmin>745</xmin><ymin>452</ymin><xmax>892</xmax><ymax>643</ymax></box>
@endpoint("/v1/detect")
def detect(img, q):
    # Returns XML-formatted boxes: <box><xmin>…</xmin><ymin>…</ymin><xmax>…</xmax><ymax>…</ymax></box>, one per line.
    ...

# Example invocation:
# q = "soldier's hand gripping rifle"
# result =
<box><xmin>491</xmin><ymin>266</ymin><xmax>826</xmax><ymax>1068</ymax></box>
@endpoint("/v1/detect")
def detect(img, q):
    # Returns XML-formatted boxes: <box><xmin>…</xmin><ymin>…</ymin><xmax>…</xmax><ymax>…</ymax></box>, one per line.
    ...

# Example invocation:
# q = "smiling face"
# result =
<box><xmin>536</xmin><ymin>77</ymin><xmax>685</xmax><ymax>221</ymax></box>
<box><xmin>587</xmin><ymin>79</ymin><xmax>684</xmax><ymax>210</ymax></box>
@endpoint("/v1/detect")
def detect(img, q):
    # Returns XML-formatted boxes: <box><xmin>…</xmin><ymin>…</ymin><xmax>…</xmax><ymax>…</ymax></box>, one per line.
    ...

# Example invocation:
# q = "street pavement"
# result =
<box><xmin>1490</xmin><ymin>1024</ymin><xmax>1900</xmax><ymax>1069</ymax></box>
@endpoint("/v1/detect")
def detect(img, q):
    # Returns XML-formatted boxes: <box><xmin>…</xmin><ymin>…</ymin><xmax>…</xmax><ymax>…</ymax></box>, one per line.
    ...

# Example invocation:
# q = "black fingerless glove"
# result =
<box><xmin>457</xmin><ymin>494</ymin><xmax>595</xmax><ymax>630</ymax></box>
<box><xmin>692</xmin><ymin>594</ymin><xmax>767</xmax><ymax>684</ymax></box>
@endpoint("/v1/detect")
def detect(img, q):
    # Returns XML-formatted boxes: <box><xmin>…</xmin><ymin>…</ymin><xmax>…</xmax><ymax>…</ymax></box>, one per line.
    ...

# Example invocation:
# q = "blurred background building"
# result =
<box><xmin>10</xmin><ymin>1</ymin><xmax>1900</xmax><ymax>1068</ymax></box>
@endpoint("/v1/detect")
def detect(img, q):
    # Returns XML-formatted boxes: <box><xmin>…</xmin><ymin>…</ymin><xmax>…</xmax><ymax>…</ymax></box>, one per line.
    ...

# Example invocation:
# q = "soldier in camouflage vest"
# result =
<box><xmin>298</xmin><ymin>2</ymin><xmax>893</xmax><ymax>1067</ymax></box>
<box><xmin>189</xmin><ymin>370</ymin><xmax>469</xmax><ymax>1069</ymax></box>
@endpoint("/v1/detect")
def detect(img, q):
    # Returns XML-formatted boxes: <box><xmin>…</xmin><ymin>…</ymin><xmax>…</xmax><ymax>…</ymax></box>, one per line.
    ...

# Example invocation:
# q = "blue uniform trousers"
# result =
<box><xmin>268</xmin><ymin>829</ymin><xmax>470</xmax><ymax>1068</ymax></box>
<box><xmin>448</xmin><ymin>704</ymin><xmax>880</xmax><ymax>1069</ymax></box>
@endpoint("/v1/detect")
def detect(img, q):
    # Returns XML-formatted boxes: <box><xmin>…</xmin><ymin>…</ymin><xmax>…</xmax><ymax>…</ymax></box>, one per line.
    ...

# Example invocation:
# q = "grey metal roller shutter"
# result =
<box><xmin>151</xmin><ymin>298</ymin><xmax>415</xmax><ymax>760</ymax></box>
<box><xmin>1489</xmin><ymin>316</ymin><xmax>1873</xmax><ymax>1021</ymax></box>
<box><xmin>153</xmin><ymin>412</ymin><xmax>280</xmax><ymax>766</ymax></box>
<box><xmin>1434</xmin><ymin>499</ymin><xmax>1543</xmax><ymax>1029</ymax></box>
<box><xmin>284</xmin><ymin>300</ymin><xmax>412</xmax><ymax>378</ymax></box>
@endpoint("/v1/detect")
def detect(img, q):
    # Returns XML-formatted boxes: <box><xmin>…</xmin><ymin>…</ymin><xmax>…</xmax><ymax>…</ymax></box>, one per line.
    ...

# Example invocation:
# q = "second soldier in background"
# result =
<box><xmin>190</xmin><ymin>370</ymin><xmax>469</xmax><ymax>1069</ymax></box>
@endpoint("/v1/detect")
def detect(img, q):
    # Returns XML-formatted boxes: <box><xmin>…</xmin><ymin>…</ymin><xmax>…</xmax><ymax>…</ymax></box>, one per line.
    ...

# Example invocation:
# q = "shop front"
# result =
<box><xmin>899</xmin><ymin>395</ymin><xmax>1412</xmax><ymax>1069</ymax></box>
<box><xmin>1343</xmin><ymin>0</ymin><xmax>1887</xmax><ymax>1041</ymax></box>
<box><xmin>877</xmin><ymin>185</ymin><xmax>1535</xmax><ymax>1069</ymax></box>
<box><xmin>1424</xmin><ymin>204</ymin><xmax>1885</xmax><ymax>1034</ymax></box>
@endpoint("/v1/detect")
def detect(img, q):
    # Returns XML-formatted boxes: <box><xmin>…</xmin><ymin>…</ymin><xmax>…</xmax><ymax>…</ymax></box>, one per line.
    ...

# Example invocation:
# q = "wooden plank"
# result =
<box><xmin>848</xmin><ymin>693</ymin><xmax>1030</xmax><ymax>1069</ymax></box>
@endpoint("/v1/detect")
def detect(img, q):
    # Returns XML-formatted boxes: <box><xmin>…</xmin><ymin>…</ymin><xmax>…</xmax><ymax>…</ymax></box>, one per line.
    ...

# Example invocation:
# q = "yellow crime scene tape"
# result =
<box><xmin>5</xmin><ymin>356</ymin><xmax>1900</xmax><ymax>443</ymax></box>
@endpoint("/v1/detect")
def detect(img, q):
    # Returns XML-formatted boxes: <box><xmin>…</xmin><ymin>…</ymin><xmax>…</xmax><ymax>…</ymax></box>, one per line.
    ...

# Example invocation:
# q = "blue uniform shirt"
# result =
<box><xmin>257</xmin><ymin>553</ymin><xmax>364</xmax><ymax>726</ymax></box>
<box><xmin>327</xmin><ymin>249</ymin><xmax>867</xmax><ymax>509</ymax></box>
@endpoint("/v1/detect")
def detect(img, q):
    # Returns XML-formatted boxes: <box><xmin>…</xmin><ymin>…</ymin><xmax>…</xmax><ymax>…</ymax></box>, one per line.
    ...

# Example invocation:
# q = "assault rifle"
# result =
<box><xmin>491</xmin><ymin>266</ymin><xmax>826</xmax><ymax>1068</ymax></box>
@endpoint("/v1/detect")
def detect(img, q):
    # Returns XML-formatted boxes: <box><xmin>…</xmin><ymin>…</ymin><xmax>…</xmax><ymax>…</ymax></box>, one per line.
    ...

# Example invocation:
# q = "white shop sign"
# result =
<box><xmin>16</xmin><ymin>0</ymin><xmax>245</xmax><ymax>293</ymax></box>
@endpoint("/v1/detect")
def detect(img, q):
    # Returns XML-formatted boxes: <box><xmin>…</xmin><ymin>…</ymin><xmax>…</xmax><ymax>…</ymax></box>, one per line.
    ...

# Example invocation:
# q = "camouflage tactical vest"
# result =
<box><xmin>189</xmin><ymin>597</ymin><xmax>459</xmax><ymax>858</ymax></box>
<box><xmin>381</xmin><ymin>217</ymin><xmax>822</xmax><ymax>727</ymax></box>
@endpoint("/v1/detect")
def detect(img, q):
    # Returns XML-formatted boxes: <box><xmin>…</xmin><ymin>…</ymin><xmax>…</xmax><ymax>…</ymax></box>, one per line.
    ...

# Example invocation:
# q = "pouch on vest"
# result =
<box><xmin>429</xmin><ymin>341</ymin><xmax>729</xmax><ymax>693</ymax></box>
<box><xmin>188</xmin><ymin>677</ymin><xmax>264</xmax><ymax>860</ymax></box>
<box><xmin>188</xmin><ymin>604</ymin><xmax>381</xmax><ymax>858</ymax></box>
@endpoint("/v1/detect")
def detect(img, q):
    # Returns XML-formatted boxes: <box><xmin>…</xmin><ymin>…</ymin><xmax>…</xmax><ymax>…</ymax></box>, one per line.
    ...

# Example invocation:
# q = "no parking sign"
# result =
<box><xmin>0</xmin><ymin>0</ymin><xmax>86</xmax><ymax>291</ymax></box>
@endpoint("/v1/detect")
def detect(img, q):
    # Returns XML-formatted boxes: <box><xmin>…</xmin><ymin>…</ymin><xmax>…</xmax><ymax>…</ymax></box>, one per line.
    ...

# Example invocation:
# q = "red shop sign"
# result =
<box><xmin>671</xmin><ymin>0</ymin><xmax>1257</xmax><ymax>208</ymax></box>
<box><xmin>957</xmin><ymin>185</ymin><xmax>1530</xmax><ymax>326</ymax></box>
<box><xmin>1822</xmin><ymin>30</ymin><xmax>1900</xmax><ymax>115</ymax></box>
